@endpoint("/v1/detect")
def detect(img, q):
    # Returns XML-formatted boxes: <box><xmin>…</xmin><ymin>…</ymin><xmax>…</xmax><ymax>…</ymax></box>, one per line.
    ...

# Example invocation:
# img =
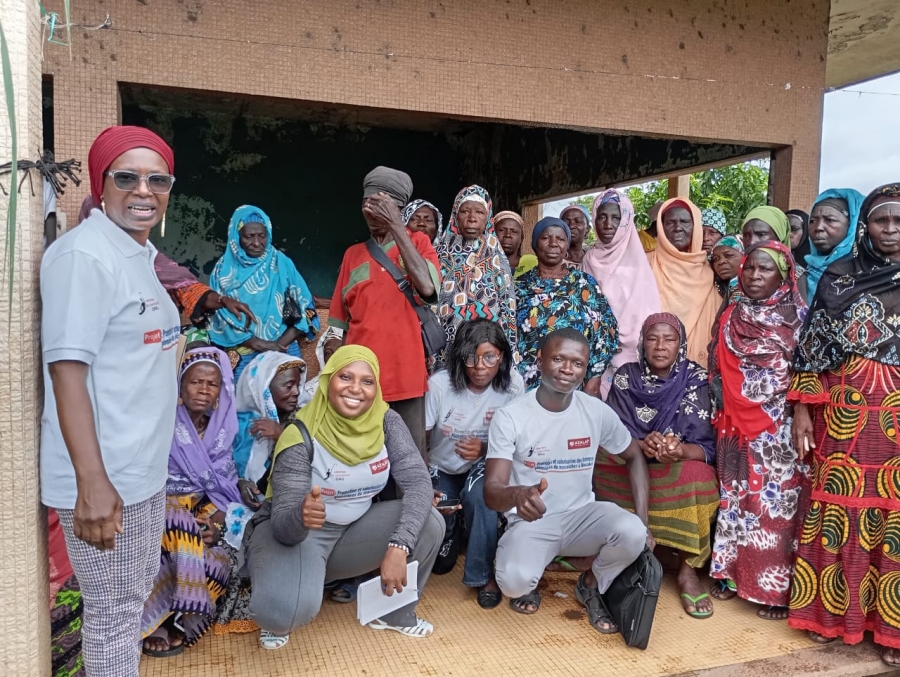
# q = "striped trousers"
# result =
<box><xmin>57</xmin><ymin>490</ymin><xmax>165</xmax><ymax>677</ymax></box>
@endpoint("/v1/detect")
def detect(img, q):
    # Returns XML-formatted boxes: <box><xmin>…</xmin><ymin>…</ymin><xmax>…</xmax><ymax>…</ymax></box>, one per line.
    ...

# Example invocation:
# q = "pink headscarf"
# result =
<box><xmin>583</xmin><ymin>189</ymin><xmax>661</xmax><ymax>397</ymax></box>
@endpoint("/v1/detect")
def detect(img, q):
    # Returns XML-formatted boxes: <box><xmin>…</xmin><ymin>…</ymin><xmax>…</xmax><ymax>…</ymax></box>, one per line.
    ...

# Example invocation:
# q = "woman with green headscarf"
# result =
<box><xmin>244</xmin><ymin>345</ymin><xmax>445</xmax><ymax>651</ymax></box>
<box><xmin>740</xmin><ymin>205</ymin><xmax>810</xmax><ymax>302</ymax></box>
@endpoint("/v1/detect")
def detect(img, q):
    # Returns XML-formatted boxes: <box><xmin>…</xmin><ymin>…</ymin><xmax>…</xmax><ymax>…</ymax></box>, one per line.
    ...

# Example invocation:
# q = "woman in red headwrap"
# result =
<box><xmin>41</xmin><ymin>125</ymin><xmax>198</xmax><ymax>676</ymax></box>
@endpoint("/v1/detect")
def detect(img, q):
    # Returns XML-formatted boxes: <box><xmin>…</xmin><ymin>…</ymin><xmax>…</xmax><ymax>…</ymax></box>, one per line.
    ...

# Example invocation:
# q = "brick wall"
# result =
<box><xmin>42</xmin><ymin>0</ymin><xmax>829</xmax><ymax>218</ymax></box>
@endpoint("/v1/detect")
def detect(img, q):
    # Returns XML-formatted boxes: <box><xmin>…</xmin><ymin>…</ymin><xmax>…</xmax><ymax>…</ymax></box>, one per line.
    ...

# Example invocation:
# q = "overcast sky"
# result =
<box><xmin>819</xmin><ymin>71</ymin><xmax>900</xmax><ymax>193</ymax></box>
<box><xmin>544</xmin><ymin>71</ymin><xmax>900</xmax><ymax>217</ymax></box>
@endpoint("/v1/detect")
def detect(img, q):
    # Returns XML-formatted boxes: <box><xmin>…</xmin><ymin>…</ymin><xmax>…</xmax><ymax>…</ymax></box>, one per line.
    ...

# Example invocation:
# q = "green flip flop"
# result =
<box><xmin>681</xmin><ymin>592</ymin><xmax>714</xmax><ymax>619</ymax></box>
<box><xmin>551</xmin><ymin>556</ymin><xmax>579</xmax><ymax>572</ymax></box>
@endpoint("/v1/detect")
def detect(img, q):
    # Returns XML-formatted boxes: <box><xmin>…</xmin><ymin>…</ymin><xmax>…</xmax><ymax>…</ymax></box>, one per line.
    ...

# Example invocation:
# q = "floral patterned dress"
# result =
<box><xmin>514</xmin><ymin>268</ymin><xmax>619</xmax><ymax>391</ymax></box>
<box><xmin>708</xmin><ymin>241</ymin><xmax>812</xmax><ymax>606</ymax></box>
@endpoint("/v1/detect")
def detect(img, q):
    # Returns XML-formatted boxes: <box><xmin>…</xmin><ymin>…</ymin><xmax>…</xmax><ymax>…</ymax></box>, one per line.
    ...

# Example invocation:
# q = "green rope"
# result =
<box><xmin>0</xmin><ymin>19</ymin><xmax>17</xmax><ymax>319</ymax></box>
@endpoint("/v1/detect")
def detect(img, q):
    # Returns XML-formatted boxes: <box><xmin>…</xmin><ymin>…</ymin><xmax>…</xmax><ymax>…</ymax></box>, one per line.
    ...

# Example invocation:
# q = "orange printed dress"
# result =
<box><xmin>787</xmin><ymin>186</ymin><xmax>900</xmax><ymax>649</ymax></box>
<box><xmin>787</xmin><ymin>360</ymin><xmax>900</xmax><ymax>648</ymax></box>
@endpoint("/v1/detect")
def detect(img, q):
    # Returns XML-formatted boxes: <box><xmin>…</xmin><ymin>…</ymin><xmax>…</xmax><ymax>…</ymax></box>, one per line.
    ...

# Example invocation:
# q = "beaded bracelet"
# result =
<box><xmin>388</xmin><ymin>541</ymin><xmax>410</xmax><ymax>555</ymax></box>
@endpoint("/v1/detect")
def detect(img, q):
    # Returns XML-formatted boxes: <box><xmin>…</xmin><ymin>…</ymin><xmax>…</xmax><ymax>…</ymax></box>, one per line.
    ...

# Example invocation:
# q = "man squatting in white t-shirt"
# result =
<box><xmin>485</xmin><ymin>328</ymin><xmax>654</xmax><ymax>631</ymax></box>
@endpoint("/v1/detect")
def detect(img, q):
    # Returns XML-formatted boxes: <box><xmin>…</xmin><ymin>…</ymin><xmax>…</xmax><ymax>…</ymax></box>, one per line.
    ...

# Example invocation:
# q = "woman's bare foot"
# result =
<box><xmin>142</xmin><ymin>625</ymin><xmax>184</xmax><ymax>657</ymax></box>
<box><xmin>757</xmin><ymin>605</ymin><xmax>789</xmax><ymax>620</ymax></box>
<box><xmin>881</xmin><ymin>646</ymin><xmax>900</xmax><ymax>668</ymax></box>
<box><xmin>807</xmin><ymin>631</ymin><xmax>836</xmax><ymax>644</ymax></box>
<box><xmin>677</xmin><ymin>558</ymin><xmax>713</xmax><ymax>618</ymax></box>
<box><xmin>709</xmin><ymin>579</ymin><xmax>737</xmax><ymax>601</ymax></box>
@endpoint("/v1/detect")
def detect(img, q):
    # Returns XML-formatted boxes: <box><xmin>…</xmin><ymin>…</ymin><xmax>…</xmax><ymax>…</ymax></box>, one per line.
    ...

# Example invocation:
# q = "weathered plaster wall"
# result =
<box><xmin>42</xmin><ymin>0</ymin><xmax>830</xmax><ymax>221</ymax></box>
<box><xmin>0</xmin><ymin>0</ymin><xmax>51</xmax><ymax>674</ymax></box>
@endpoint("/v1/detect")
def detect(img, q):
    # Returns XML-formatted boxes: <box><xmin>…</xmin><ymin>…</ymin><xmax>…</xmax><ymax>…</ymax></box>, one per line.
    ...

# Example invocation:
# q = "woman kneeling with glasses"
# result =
<box><xmin>426</xmin><ymin>319</ymin><xmax>524</xmax><ymax>609</ymax></box>
<box><xmin>245</xmin><ymin>346</ymin><xmax>445</xmax><ymax>650</ymax></box>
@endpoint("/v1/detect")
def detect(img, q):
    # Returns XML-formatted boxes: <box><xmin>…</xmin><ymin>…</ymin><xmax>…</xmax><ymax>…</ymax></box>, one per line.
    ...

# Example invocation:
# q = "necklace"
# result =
<box><xmin>194</xmin><ymin>416</ymin><xmax>209</xmax><ymax>438</ymax></box>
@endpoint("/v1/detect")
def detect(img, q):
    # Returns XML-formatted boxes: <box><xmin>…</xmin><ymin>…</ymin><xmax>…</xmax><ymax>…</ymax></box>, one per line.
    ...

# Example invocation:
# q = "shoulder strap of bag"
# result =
<box><xmin>287</xmin><ymin>419</ymin><xmax>315</xmax><ymax>464</ymax></box>
<box><xmin>365</xmin><ymin>238</ymin><xmax>419</xmax><ymax>310</ymax></box>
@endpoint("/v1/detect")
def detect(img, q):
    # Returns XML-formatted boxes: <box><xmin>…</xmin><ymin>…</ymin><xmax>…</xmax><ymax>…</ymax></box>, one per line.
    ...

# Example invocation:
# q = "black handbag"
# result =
<box><xmin>281</xmin><ymin>288</ymin><xmax>305</xmax><ymax>327</ymax></box>
<box><xmin>602</xmin><ymin>546</ymin><xmax>663</xmax><ymax>650</ymax></box>
<box><xmin>365</xmin><ymin>239</ymin><xmax>446</xmax><ymax>358</ymax></box>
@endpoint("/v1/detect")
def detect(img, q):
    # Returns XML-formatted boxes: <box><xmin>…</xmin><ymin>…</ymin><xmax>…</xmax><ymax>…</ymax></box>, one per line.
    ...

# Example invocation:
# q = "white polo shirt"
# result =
<box><xmin>40</xmin><ymin>210</ymin><xmax>181</xmax><ymax>509</ymax></box>
<box><xmin>487</xmin><ymin>390</ymin><xmax>631</xmax><ymax>518</ymax></box>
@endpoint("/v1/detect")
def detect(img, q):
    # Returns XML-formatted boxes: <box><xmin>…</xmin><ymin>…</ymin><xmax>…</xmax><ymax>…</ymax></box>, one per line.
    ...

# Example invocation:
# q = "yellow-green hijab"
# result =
<box><xmin>270</xmin><ymin>345</ymin><xmax>389</xmax><ymax>494</ymax></box>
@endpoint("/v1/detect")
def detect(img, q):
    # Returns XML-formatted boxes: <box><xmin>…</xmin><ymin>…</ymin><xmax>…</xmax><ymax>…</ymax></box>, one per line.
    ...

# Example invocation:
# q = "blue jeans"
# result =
<box><xmin>432</xmin><ymin>460</ymin><xmax>499</xmax><ymax>588</ymax></box>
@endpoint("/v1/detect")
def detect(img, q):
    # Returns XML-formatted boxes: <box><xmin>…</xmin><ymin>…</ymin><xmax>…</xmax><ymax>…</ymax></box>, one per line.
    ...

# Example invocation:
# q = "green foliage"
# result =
<box><xmin>561</xmin><ymin>161</ymin><xmax>769</xmax><ymax>235</ymax></box>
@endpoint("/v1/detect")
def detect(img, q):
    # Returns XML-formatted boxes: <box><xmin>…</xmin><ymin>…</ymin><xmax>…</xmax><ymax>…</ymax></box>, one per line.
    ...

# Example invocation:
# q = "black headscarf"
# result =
<box><xmin>793</xmin><ymin>183</ymin><xmax>900</xmax><ymax>373</ymax></box>
<box><xmin>786</xmin><ymin>209</ymin><xmax>811</xmax><ymax>265</ymax></box>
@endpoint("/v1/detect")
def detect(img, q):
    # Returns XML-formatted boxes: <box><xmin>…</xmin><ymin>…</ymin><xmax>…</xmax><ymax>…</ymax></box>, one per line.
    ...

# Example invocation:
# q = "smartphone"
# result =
<box><xmin>436</xmin><ymin>498</ymin><xmax>461</xmax><ymax>511</ymax></box>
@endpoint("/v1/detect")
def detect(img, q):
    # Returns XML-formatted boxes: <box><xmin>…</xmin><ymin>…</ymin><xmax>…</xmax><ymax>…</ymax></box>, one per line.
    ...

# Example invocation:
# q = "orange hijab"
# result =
<box><xmin>646</xmin><ymin>198</ymin><xmax>719</xmax><ymax>367</ymax></box>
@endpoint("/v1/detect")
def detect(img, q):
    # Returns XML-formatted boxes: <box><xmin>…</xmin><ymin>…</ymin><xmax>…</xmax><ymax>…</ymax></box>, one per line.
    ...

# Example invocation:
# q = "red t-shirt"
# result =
<box><xmin>328</xmin><ymin>231</ymin><xmax>439</xmax><ymax>402</ymax></box>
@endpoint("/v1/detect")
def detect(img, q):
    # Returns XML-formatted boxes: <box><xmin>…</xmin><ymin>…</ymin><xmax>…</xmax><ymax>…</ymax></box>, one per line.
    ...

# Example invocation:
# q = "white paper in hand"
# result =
<box><xmin>356</xmin><ymin>561</ymin><xmax>419</xmax><ymax>626</ymax></box>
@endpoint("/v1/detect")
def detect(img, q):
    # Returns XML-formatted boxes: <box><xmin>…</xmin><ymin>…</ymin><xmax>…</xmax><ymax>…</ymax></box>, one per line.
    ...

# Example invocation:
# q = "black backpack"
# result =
<box><xmin>602</xmin><ymin>547</ymin><xmax>663</xmax><ymax>650</ymax></box>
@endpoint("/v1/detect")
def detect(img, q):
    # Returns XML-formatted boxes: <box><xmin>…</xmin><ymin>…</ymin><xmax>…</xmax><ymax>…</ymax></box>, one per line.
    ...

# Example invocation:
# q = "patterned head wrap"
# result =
<box><xmin>701</xmin><ymin>208</ymin><xmax>728</xmax><ymax>236</ymax></box>
<box><xmin>435</xmin><ymin>185</ymin><xmax>518</xmax><ymax>357</ymax></box>
<box><xmin>713</xmin><ymin>235</ymin><xmax>744</xmax><ymax>253</ymax></box>
<box><xmin>401</xmin><ymin>199</ymin><xmax>444</xmax><ymax>237</ymax></box>
<box><xmin>180</xmin><ymin>350</ymin><xmax>221</xmax><ymax>377</ymax></box>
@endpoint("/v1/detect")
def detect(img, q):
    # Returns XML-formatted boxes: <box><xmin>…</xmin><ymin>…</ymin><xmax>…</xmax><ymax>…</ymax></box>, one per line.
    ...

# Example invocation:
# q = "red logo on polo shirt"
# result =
<box><xmin>567</xmin><ymin>437</ymin><xmax>591</xmax><ymax>450</ymax></box>
<box><xmin>524</xmin><ymin>460</ymin><xmax>536</xmax><ymax>469</ymax></box>
<box><xmin>143</xmin><ymin>329</ymin><xmax>162</xmax><ymax>344</ymax></box>
<box><xmin>321</xmin><ymin>488</ymin><xmax>336</xmax><ymax>497</ymax></box>
<box><xmin>369</xmin><ymin>458</ymin><xmax>389</xmax><ymax>474</ymax></box>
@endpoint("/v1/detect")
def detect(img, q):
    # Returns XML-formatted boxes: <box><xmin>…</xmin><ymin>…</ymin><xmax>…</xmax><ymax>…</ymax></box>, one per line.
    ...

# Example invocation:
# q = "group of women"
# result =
<box><xmin>44</xmin><ymin>123</ymin><xmax>900</xmax><ymax>677</ymax></box>
<box><xmin>407</xmin><ymin>180</ymin><xmax>900</xmax><ymax>667</ymax></box>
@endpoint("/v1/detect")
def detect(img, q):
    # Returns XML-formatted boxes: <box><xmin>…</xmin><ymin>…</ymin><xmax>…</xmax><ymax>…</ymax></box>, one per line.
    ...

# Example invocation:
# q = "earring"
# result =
<box><xmin>213</xmin><ymin>399</ymin><xmax>219</xmax><ymax>410</ymax></box>
<box><xmin>100</xmin><ymin>198</ymin><xmax>107</xmax><ymax>215</ymax></box>
<box><xmin>161</xmin><ymin>212</ymin><xmax>166</xmax><ymax>238</ymax></box>
<box><xmin>177</xmin><ymin>397</ymin><xmax>183</xmax><ymax>406</ymax></box>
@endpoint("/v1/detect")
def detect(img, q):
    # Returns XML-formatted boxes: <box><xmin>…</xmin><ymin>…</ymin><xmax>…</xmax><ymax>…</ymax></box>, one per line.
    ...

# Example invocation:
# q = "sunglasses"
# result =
<box><xmin>105</xmin><ymin>170</ymin><xmax>176</xmax><ymax>194</ymax></box>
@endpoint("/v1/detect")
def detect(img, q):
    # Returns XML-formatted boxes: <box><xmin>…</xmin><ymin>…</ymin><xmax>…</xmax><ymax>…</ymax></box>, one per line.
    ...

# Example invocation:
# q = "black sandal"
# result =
<box><xmin>477</xmin><ymin>587</ymin><xmax>502</xmax><ymax>609</ymax></box>
<box><xmin>509</xmin><ymin>590</ymin><xmax>541</xmax><ymax>615</ymax></box>
<box><xmin>575</xmin><ymin>571</ymin><xmax>618</xmax><ymax>634</ymax></box>
<box><xmin>142</xmin><ymin>628</ymin><xmax>184</xmax><ymax>658</ymax></box>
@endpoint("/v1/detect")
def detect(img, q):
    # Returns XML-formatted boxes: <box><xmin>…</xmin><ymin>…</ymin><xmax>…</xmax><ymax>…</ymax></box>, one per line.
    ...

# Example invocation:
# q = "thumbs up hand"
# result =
<box><xmin>516</xmin><ymin>477</ymin><xmax>548</xmax><ymax>522</ymax></box>
<box><xmin>302</xmin><ymin>485</ymin><xmax>327</xmax><ymax>530</ymax></box>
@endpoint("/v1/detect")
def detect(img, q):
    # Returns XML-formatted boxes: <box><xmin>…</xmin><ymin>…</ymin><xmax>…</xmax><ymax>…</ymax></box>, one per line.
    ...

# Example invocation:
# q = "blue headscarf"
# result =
<box><xmin>531</xmin><ymin>216</ymin><xmax>571</xmax><ymax>249</ymax></box>
<box><xmin>208</xmin><ymin>205</ymin><xmax>319</xmax><ymax>348</ymax></box>
<box><xmin>805</xmin><ymin>188</ymin><xmax>864</xmax><ymax>300</ymax></box>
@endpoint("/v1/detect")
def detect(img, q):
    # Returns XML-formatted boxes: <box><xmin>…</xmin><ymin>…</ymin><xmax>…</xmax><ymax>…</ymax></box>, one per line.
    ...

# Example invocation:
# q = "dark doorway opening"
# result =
<box><xmin>120</xmin><ymin>83</ymin><xmax>766</xmax><ymax>296</ymax></box>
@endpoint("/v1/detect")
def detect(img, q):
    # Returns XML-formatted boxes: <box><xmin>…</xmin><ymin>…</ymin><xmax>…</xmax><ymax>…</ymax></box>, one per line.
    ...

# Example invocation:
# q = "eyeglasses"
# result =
<box><xmin>105</xmin><ymin>170</ymin><xmax>176</xmax><ymax>194</ymax></box>
<box><xmin>465</xmin><ymin>353</ymin><xmax>501</xmax><ymax>368</ymax></box>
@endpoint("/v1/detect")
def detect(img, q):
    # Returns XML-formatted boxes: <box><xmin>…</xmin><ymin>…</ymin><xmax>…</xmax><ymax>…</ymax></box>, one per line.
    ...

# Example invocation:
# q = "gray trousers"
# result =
<box><xmin>495</xmin><ymin>501</ymin><xmax>646</xmax><ymax>599</ymax></box>
<box><xmin>57</xmin><ymin>490</ymin><xmax>165</xmax><ymax>677</ymax></box>
<box><xmin>389</xmin><ymin>396</ymin><xmax>426</xmax><ymax>459</ymax></box>
<box><xmin>247</xmin><ymin>500</ymin><xmax>445</xmax><ymax>634</ymax></box>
